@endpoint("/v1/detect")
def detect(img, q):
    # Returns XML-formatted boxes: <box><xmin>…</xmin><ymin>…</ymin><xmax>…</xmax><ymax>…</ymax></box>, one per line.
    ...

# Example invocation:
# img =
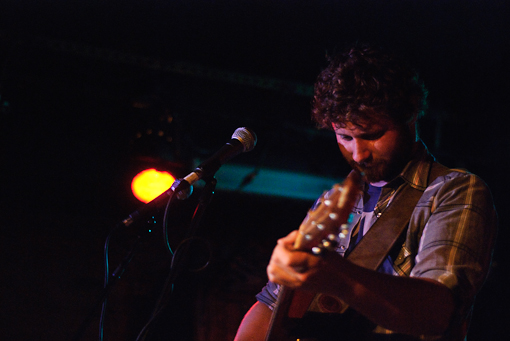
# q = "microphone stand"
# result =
<box><xmin>73</xmin><ymin>222</ymin><xmax>147</xmax><ymax>341</ymax></box>
<box><xmin>73</xmin><ymin>176</ymin><xmax>218</xmax><ymax>341</ymax></box>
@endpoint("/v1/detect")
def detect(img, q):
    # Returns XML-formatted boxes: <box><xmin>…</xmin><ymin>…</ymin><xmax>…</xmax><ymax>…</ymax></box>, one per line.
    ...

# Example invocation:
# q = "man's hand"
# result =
<box><xmin>265</xmin><ymin>230</ymin><xmax>455</xmax><ymax>336</ymax></box>
<box><xmin>266</xmin><ymin>230</ymin><xmax>345</xmax><ymax>294</ymax></box>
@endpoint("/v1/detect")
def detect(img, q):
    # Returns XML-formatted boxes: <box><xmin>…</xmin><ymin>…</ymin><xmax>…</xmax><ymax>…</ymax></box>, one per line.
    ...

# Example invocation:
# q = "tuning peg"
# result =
<box><xmin>311</xmin><ymin>234</ymin><xmax>340</xmax><ymax>256</ymax></box>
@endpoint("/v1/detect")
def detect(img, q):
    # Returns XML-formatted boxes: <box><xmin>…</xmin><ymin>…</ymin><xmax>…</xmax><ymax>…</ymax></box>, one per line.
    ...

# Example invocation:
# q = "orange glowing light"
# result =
<box><xmin>131</xmin><ymin>168</ymin><xmax>176</xmax><ymax>203</ymax></box>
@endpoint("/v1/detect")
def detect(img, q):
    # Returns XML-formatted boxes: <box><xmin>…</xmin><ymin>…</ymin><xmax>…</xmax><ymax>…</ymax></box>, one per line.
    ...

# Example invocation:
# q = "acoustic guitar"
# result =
<box><xmin>265</xmin><ymin>171</ymin><xmax>363</xmax><ymax>341</ymax></box>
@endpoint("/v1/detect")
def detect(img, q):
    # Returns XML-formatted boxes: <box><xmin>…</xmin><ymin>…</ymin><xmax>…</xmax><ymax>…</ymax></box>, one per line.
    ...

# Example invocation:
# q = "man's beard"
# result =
<box><xmin>344</xmin><ymin>135</ymin><xmax>414</xmax><ymax>183</ymax></box>
<box><xmin>347</xmin><ymin>158</ymin><xmax>401</xmax><ymax>183</ymax></box>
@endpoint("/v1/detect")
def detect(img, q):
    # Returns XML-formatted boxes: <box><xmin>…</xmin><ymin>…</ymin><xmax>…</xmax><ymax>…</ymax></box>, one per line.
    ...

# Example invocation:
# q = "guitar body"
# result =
<box><xmin>265</xmin><ymin>171</ymin><xmax>363</xmax><ymax>341</ymax></box>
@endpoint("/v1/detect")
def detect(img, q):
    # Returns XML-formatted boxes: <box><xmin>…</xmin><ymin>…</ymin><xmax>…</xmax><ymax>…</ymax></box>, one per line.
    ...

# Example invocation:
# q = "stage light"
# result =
<box><xmin>131</xmin><ymin>168</ymin><xmax>176</xmax><ymax>203</ymax></box>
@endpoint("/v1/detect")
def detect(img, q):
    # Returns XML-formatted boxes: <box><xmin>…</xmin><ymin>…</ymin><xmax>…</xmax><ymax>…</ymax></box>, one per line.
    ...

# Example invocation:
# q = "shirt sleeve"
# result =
<box><xmin>256</xmin><ymin>281</ymin><xmax>280</xmax><ymax>310</ymax></box>
<box><xmin>410</xmin><ymin>171</ymin><xmax>497</xmax><ymax>314</ymax></box>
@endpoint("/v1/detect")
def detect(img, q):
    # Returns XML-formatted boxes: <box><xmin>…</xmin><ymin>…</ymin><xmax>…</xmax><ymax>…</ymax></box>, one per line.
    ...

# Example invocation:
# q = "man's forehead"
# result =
<box><xmin>333</xmin><ymin>121</ymin><xmax>389</xmax><ymax>133</ymax></box>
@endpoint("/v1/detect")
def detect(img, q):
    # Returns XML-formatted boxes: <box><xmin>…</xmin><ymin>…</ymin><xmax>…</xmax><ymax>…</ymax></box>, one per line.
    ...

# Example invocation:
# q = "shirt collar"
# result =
<box><xmin>360</xmin><ymin>140</ymin><xmax>435</xmax><ymax>194</ymax></box>
<box><xmin>396</xmin><ymin>140</ymin><xmax>435</xmax><ymax>191</ymax></box>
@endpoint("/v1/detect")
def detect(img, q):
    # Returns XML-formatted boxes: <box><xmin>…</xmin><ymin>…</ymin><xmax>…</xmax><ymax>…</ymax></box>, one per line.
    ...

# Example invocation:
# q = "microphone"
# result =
<box><xmin>171</xmin><ymin>127</ymin><xmax>257</xmax><ymax>200</ymax></box>
<box><xmin>171</xmin><ymin>127</ymin><xmax>257</xmax><ymax>199</ymax></box>
<box><xmin>121</xmin><ymin>127</ymin><xmax>257</xmax><ymax>227</ymax></box>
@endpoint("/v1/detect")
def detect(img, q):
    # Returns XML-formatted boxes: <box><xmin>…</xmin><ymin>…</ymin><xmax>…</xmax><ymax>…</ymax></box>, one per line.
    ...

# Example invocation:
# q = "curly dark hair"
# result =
<box><xmin>311</xmin><ymin>45</ymin><xmax>428</xmax><ymax>129</ymax></box>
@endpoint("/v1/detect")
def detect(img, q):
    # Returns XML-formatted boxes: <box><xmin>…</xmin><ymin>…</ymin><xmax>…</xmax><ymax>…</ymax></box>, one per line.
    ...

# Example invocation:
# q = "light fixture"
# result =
<box><xmin>131</xmin><ymin>168</ymin><xmax>176</xmax><ymax>203</ymax></box>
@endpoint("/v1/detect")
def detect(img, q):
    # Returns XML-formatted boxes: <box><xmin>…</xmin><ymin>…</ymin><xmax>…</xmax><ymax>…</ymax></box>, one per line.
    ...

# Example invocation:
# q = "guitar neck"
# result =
<box><xmin>264</xmin><ymin>171</ymin><xmax>362</xmax><ymax>341</ymax></box>
<box><xmin>265</xmin><ymin>286</ymin><xmax>295</xmax><ymax>341</ymax></box>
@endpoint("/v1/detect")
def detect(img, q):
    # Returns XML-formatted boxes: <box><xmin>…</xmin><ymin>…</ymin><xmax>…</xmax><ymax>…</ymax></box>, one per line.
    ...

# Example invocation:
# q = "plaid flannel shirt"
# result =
<box><xmin>257</xmin><ymin>141</ymin><xmax>497</xmax><ymax>340</ymax></box>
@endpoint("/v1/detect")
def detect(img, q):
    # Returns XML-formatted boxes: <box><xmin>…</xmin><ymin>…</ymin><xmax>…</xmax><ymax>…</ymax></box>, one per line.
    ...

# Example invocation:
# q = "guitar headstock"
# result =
<box><xmin>294</xmin><ymin>171</ymin><xmax>362</xmax><ymax>254</ymax></box>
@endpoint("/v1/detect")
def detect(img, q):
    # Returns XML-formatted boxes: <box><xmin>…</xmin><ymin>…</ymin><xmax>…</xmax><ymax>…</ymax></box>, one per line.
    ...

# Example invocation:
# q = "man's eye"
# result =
<box><xmin>362</xmin><ymin>131</ymin><xmax>385</xmax><ymax>141</ymax></box>
<box><xmin>339</xmin><ymin>135</ymin><xmax>352</xmax><ymax>141</ymax></box>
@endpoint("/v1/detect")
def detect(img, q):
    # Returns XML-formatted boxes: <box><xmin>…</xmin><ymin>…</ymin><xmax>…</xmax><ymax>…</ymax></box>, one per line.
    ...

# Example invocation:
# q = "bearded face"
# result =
<box><xmin>333</xmin><ymin>121</ymin><xmax>416</xmax><ymax>184</ymax></box>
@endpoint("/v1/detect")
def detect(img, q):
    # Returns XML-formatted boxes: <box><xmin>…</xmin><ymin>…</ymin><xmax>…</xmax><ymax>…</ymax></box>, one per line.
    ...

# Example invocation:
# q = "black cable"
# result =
<box><xmin>136</xmin><ymin>178</ymin><xmax>216</xmax><ymax>340</ymax></box>
<box><xmin>162</xmin><ymin>192</ymin><xmax>175</xmax><ymax>256</ymax></box>
<box><xmin>72</xmin><ymin>226</ymin><xmax>117</xmax><ymax>341</ymax></box>
<box><xmin>135</xmin><ymin>236</ymin><xmax>212</xmax><ymax>341</ymax></box>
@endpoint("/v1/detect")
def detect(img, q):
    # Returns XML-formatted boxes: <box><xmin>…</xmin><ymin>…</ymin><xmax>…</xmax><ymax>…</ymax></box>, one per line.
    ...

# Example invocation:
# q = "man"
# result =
<box><xmin>234</xmin><ymin>45</ymin><xmax>497</xmax><ymax>340</ymax></box>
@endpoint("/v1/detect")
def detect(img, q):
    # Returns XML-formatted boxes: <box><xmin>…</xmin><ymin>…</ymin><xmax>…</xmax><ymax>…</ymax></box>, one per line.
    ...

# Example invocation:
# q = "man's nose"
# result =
<box><xmin>352</xmin><ymin>140</ymin><xmax>370</xmax><ymax>163</ymax></box>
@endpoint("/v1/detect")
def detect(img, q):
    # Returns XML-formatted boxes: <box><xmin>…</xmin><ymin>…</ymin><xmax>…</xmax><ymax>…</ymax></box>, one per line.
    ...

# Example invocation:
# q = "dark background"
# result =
<box><xmin>1</xmin><ymin>1</ymin><xmax>509</xmax><ymax>340</ymax></box>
